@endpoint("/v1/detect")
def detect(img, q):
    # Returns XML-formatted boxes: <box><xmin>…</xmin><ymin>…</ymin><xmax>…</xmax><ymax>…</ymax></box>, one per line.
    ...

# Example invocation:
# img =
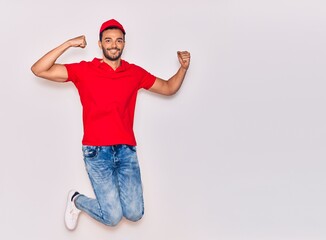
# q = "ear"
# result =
<box><xmin>98</xmin><ymin>40</ymin><xmax>102</xmax><ymax>49</ymax></box>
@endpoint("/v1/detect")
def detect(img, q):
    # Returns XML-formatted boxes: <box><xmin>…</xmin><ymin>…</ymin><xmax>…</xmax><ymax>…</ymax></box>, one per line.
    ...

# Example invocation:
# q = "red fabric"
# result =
<box><xmin>65</xmin><ymin>58</ymin><xmax>156</xmax><ymax>146</ymax></box>
<box><xmin>100</xmin><ymin>19</ymin><xmax>125</xmax><ymax>34</ymax></box>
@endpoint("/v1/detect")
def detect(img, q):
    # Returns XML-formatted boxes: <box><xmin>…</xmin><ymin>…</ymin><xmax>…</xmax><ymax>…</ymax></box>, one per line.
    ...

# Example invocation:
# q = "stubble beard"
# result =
<box><xmin>102</xmin><ymin>47</ymin><xmax>124</xmax><ymax>61</ymax></box>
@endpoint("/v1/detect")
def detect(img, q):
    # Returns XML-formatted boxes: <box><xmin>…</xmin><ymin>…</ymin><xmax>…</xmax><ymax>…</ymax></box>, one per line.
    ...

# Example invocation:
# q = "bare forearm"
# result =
<box><xmin>149</xmin><ymin>51</ymin><xmax>191</xmax><ymax>96</ymax></box>
<box><xmin>31</xmin><ymin>41</ymin><xmax>71</xmax><ymax>76</ymax></box>
<box><xmin>31</xmin><ymin>35</ymin><xmax>86</xmax><ymax>82</ymax></box>
<box><xmin>166</xmin><ymin>67</ymin><xmax>188</xmax><ymax>95</ymax></box>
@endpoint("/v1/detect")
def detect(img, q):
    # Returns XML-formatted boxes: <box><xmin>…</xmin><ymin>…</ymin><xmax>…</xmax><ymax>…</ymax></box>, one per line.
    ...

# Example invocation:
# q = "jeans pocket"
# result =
<box><xmin>126</xmin><ymin>145</ymin><xmax>137</xmax><ymax>152</ymax></box>
<box><xmin>82</xmin><ymin>146</ymin><xmax>99</xmax><ymax>159</ymax></box>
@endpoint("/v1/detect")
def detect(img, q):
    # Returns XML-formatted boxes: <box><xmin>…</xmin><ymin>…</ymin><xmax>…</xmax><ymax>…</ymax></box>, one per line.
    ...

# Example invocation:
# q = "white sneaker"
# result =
<box><xmin>64</xmin><ymin>190</ymin><xmax>81</xmax><ymax>231</ymax></box>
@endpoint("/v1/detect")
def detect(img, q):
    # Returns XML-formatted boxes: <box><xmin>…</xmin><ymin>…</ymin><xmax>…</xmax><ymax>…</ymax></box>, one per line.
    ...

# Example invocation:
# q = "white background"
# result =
<box><xmin>1</xmin><ymin>0</ymin><xmax>326</xmax><ymax>239</ymax></box>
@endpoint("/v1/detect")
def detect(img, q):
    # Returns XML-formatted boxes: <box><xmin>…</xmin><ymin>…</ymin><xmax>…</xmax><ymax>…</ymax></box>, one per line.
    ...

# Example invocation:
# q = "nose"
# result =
<box><xmin>111</xmin><ymin>41</ymin><xmax>117</xmax><ymax>48</ymax></box>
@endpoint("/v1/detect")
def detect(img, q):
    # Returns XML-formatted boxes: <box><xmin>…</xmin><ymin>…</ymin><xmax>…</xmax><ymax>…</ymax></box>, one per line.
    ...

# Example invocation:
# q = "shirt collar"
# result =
<box><xmin>92</xmin><ymin>58</ymin><xmax>128</xmax><ymax>72</ymax></box>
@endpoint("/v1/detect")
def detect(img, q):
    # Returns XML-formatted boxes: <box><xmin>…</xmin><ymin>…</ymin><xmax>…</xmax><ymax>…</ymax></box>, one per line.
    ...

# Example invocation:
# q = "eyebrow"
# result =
<box><xmin>104</xmin><ymin>37</ymin><xmax>124</xmax><ymax>40</ymax></box>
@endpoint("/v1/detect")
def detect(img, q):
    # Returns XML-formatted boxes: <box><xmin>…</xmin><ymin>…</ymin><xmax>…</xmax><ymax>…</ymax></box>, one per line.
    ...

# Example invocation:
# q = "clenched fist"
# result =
<box><xmin>67</xmin><ymin>35</ymin><xmax>87</xmax><ymax>48</ymax></box>
<box><xmin>177</xmin><ymin>51</ymin><xmax>191</xmax><ymax>70</ymax></box>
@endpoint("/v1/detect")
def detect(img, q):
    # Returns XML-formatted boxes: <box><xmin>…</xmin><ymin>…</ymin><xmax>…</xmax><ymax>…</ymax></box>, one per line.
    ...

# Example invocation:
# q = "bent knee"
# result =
<box><xmin>124</xmin><ymin>208</ymin><xmax>144</xmax><ymax>222</ymax></box>
<box><xmin>102</xmin><ymin>215</ymin><xmax>122</xmax><ymax>227</ymax></box>
<box><xmin>102</xmin><ymin>211</ymin><xmax>123</xmax><ymax>227</ymax></box>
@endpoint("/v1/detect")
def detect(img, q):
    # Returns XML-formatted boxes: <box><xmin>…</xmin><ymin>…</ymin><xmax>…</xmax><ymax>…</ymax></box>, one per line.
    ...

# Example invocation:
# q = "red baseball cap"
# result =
<box><xmin>99</xmin><ymin>19</ymin><xmax>126</xmax><ymax>35</ymax></box>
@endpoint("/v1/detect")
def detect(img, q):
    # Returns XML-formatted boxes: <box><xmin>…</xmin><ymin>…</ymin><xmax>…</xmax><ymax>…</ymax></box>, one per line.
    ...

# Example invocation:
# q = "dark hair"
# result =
<box><xmin>99</xmin><ymin>27</ymin><xmax>126</xmax><ymax>41</ymax></box>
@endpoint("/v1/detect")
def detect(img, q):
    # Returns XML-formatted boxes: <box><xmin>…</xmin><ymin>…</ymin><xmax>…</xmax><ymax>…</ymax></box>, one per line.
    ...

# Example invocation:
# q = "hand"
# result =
<box><xmin>177</xmin><ymin>51</ymin><xmax>191</xmax><ymax>70</ymax></box>
<box><xmin>67</xmin><ymin>35</ymin><xmax>87</xmax><ymax>48</ymax></box>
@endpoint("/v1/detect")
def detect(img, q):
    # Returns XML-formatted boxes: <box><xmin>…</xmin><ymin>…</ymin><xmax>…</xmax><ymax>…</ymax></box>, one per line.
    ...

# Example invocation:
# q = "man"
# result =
<box><xmin>31</xmin><ymin>19</ymin><xmax>190</xmax><ymax>230</ymax></box>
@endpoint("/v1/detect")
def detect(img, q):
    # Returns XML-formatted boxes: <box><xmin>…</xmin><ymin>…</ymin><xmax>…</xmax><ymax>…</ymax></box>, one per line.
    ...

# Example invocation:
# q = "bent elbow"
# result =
<box><xmin>166</xmin><ymin>90</ymin><xmax>178</xmax><ymax>96</ymax></box>
<box><xmin>30</xmin><ymin>65</ymin><xmax>41</xmax><ymax>77</ymax></box>
<box><xmin>159</xmin><ymin>89</ymin><xmax>176</xmax><ymax>96</ymax></box>
<box><xmin>165</xmin><ymin>86</ymin><xmax>180</xmax><ymax>96</ymax></box>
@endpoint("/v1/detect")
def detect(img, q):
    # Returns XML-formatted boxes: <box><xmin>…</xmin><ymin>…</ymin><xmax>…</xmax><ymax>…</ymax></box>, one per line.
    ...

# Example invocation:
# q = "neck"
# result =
<box><xmin>102</xmin><ymin>57</ymin><xmax>121</xmax><ymax>70</ymax></box>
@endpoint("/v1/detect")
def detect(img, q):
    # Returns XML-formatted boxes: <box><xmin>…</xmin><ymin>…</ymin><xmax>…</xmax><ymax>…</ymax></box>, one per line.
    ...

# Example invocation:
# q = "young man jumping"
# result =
<box><xmin>31</xmin><ymin>19</ymin><xmax>191</xmax><ymax>230</ymax></box>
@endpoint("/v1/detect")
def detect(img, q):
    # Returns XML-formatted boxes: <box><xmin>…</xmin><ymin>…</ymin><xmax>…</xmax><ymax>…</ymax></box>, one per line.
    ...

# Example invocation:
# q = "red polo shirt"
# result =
<box><xmin>65</xmin><ymin>58</ymin><xmax>156</xmax><ymax>146</ymax></box>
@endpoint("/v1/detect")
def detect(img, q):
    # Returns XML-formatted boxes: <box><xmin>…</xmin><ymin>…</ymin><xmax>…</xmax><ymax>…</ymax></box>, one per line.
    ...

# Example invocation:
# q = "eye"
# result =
<box><xmin>117</xmin><ymin>39</ymin><xmax>124</xmax><ymax>44</ymax></box>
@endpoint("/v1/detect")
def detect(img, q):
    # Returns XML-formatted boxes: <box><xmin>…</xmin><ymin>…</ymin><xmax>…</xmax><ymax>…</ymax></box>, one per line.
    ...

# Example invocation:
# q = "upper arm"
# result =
<box><xmin>32</xmin><ymin>64</ymin><xmax>68</xmax><ymax>82</ymax></box>
<box><xmin>148</xmin><ymin>78</ymin><xmax>172</xmax><ymax>96</ymax></box>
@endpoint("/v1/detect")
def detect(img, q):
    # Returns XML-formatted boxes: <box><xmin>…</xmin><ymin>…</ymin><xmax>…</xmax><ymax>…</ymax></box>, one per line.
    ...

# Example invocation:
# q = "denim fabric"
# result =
<box><xmin>75</xmin><ymin>145</ymin><xmax>144</xmax><ymax>226</ymax></box>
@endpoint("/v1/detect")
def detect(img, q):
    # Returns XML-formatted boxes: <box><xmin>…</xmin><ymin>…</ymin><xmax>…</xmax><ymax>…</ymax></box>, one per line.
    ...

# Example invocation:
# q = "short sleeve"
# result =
<box><xmin>138</xmin><ymin>67</ymin><xmax>156</xmax><ymax>90</ymax></box>
<box><xmin>64</xmin><ymin>63</ymin><xmax>80</xmax><ymax>83</ymax></box>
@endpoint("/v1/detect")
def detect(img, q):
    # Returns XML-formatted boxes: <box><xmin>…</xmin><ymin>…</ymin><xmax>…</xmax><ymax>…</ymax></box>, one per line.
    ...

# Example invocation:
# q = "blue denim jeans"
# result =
<box><xmin>75</xmin><ymin>145</ymin><xmax>144</xmax><ymax>226</ymax></box>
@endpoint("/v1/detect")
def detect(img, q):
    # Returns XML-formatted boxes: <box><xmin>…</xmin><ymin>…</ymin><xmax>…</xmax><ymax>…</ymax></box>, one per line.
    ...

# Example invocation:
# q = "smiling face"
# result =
<box><xmin>98</xmin><ymin>28</ymin><xmax>125</xmax><ymax>62</ymax></box>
